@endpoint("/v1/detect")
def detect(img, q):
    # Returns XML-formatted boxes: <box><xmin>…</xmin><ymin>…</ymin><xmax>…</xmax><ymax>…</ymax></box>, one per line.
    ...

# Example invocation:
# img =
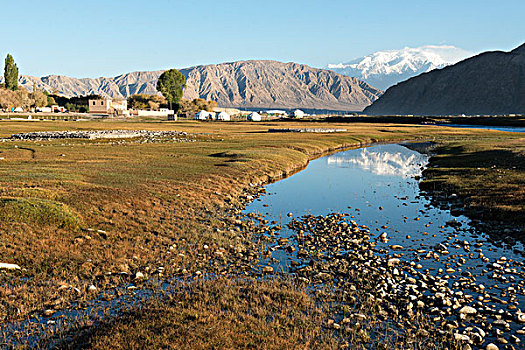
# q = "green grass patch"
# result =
<box><xmin>0</xmin><ymin>197</ymin><xmax>82</xmax><ymax>229</ymax></box>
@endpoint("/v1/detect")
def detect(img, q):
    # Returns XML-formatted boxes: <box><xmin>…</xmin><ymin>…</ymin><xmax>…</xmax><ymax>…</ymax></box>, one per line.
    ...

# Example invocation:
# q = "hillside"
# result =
<box><xmin>10</xmin><ymin>61</ymin><xmax>383</xmax><ymax>111</ymax></box>
<box><xmin>364</xmin><ymin>44</ymin><xmax>525</xmax><ymax>116</ymax></box>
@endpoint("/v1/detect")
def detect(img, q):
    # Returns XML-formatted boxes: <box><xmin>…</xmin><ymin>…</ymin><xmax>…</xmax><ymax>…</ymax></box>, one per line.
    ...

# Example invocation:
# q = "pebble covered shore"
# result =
<box><xmin>9</xmin><ymin>130</ymin><xmax>190</xmax><ymax>141</ymax></box>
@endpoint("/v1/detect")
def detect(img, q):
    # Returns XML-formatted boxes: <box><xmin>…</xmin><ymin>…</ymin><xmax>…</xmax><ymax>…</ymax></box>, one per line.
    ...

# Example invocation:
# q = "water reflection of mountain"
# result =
<box><xmin>327</xmin><ymin>146</ymin><xmax>428</xmax><ymax>177</ymax></box>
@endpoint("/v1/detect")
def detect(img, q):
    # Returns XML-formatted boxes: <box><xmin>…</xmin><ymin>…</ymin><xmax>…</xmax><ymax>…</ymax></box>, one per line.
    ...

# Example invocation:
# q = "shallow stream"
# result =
<box><xmin>244</xmin><ymin>143</ymin><xmax>525</xmax><ymax>347</ymax></box>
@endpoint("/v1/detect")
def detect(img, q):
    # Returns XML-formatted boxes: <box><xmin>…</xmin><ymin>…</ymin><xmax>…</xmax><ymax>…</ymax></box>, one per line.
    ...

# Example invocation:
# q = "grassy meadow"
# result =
<box><xmin>0</xmin><ymin>119</ymin><xmax>522</xmax><ymax>348</ymax></box>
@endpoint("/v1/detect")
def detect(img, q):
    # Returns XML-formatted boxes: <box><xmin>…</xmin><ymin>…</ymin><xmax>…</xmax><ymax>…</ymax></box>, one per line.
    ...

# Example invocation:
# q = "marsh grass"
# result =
<box><xmin>421</xmin><ymin>136</ymin><xmax>525</xmax><ymax>227</ymax></box>
<box><xmin>50</xmin><ymin>278</ymin><xmax>338</xmax><ymax>350</ymax></box>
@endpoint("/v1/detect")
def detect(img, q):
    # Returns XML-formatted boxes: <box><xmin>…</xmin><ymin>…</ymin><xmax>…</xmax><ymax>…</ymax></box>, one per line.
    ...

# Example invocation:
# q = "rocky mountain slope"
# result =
<box><xmin>363</xmin><ymin>44</ymin><xmax>525</xmax><ymax>116</ymax></box>
<box><xmin>328</xmin><ymin>45</ymin><xmax>472</xmax><ymax>90</ymax></box>
<box><xmin>11</xmin><ymin>61</ymin><xmax>383</xmax><ymax>111</ymax></box>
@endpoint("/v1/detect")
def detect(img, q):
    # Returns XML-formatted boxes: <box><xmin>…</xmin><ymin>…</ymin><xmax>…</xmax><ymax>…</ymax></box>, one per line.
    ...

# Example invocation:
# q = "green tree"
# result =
<box><xmin>156</xmin><ymin>69</ymin><xmax>186</xmax><ymax>111</ymax></box>
<box><xmin>47</xmin><ymin>96</ymin><xmax>56</xmax><ymax>107</ymax></box>
<box><xmin>4</xmin><ymin>54</ymin><xmax>18</xmax><ymax>91</ymax></box>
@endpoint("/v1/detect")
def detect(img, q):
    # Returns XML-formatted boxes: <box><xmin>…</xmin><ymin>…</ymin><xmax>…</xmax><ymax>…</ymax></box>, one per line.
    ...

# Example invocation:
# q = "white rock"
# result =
<box><xmin>459</xmin><ymin>306</ymin><xmax>477</xmax><ymax>315</ymax></box>
<box><xmin>387</xmin><ymin>258</ymin><xmax>400</xmax><ymax>266</ymax></box>
<box><xmin>485</xmin><ymin>344</ymin><xmax>498</xmax><ymax>350</ymax></box>
<box><xmin>492</xmin><ymin>319</ymin><xmax>509</xmax><ymax>328</ymax></box>
<box><xmin>43</xmin><ymin>309</ymin><xmax>55</xmax><ymax>317</ymax></box>
<box><xmin>0</xmin><ymin>263</ymin><xmax>21</xmax><ymax>270</ymax></box>
<box><xmin>473</xmin><ymin>327</ymin><xmax>486</xmax><ymax>338</ymax></box>
<box><xmin>135</xmin><ymin>271</ymin><xmax>145</xmax><ymax>280</ymax></box>
<box><xmin>454</xmin><ymin>333</ymin><xmax>470</xmax><ymax>342</ymax></box>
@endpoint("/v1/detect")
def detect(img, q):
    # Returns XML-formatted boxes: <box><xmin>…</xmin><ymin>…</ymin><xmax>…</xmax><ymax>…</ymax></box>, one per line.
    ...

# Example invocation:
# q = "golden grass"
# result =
<box><xmin>61</xmin><ymin>278</ymin><xmax>337</xmax><ymax>350</ymax></box>
<box><xmin>421</xmin><ymin>136</ymin><xmax>525</xmax><ymax>225</ymax></box>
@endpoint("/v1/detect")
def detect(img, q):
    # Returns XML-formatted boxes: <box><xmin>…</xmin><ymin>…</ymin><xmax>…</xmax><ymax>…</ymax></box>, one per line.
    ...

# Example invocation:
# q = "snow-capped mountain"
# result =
<box><xmin>327</xmin><ymin>45</ymin><xmax>473</xmax><ymax>91</ymax></box>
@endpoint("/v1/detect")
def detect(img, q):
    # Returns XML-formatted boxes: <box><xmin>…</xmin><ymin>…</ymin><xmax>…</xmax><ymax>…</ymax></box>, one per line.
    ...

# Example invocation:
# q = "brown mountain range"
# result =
<box><xmin>364</xmin><ymin>43</ymin><xmax>525</xmax><ymax>116</ymax></box>
<box><xmin>12</xmin><ymin>60</ymin><xmax>383</xmax><ymax>111</ymax></box>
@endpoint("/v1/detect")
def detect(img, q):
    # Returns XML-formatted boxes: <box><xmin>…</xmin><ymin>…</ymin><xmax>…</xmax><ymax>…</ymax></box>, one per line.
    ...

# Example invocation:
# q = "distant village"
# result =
<box><xmin>2</xmin><ymin>94</ymin><xmax>309</xmax><ymax>122</ymax></box>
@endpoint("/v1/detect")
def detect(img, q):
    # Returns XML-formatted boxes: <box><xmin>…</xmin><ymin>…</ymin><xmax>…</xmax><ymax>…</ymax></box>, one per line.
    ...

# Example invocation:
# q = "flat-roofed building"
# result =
<box><xmin>88</xmin><ymin>99</ymin><xmax>128</xmax><ymax>115</ymax></box>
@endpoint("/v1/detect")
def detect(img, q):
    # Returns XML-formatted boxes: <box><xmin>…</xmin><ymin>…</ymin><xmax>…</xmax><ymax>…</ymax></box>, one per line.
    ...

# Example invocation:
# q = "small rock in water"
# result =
<box><xmin>485</xmin><ymin>344</ymin><xmax>499</xmax><ymax>350</ymax></box>
<box><xmin>387</xmin><ymin>258</ymin><xmax>400</xmax><ymax>267</ymax></box>
<box><xmin>391</xmin><ymin>245</ymin><xmax>404</xmax><ymax>250</ymax></box>
<box><xmin>454</xmin><ymin>333</ymin><xmax>470</xmax><ymax>342</ymax></box>
<box><xmin>492</xmin><ymin>319</ymin><xmax>509</xmax><ymax>328</ymax></box>
<box><xmin>510</xmin><ymin>335</ymin><xmax>520</xmax><ymax>344</ymax></box>
<box><xmin>459</xmin><ymin>306</ymin><xmax>477</xmax><ymax>315</ymax></box>
<box><xmin>262</xmin><ymin>266</ymin><xmax>273</xmax><ymax>274</ymax></box>
<box><xmin>43</xmin><ymin>309</ymin><xmax>55</xmax><ymax>317</ymax></box>
<box><xmin>134</xmin><ymin>271</ymin><xmax>145</xmax><ymax>280</ymax></box>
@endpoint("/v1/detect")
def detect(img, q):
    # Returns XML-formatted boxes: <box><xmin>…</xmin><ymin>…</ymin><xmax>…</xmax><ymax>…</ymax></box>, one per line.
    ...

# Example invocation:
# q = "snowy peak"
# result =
<box><xmin>363</xmin><ymin>43</ymin><xmax>525</xmax><ymax>115</ymax></box>
<box><xmin>328</xmin><ymin>45</ymin><xmax>473</xmax><ymax>90</ymax></box>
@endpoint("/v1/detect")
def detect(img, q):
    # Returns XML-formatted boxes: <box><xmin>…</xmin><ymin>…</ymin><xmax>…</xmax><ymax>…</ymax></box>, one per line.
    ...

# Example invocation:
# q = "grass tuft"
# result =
<box><xmin>0</xmin><ymin>197</ymin><xmax>82</xmax><ymax>229</ymax></box>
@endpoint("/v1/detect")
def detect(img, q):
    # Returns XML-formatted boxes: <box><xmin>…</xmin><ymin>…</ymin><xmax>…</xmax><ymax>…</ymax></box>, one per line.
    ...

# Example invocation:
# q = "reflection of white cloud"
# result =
<box><xmin>327</xmin><ymin>147</ymin><xmax>427</xmax><ymax>177</ymax></box>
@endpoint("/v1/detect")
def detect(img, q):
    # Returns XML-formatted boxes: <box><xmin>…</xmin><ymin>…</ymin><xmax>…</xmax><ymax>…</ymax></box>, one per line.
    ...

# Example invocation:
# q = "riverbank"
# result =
<box><xmin>419</xmin><ymin>137</ymin><xmax>525</xmax><ymax>236</ymax></box>
<box><xmin>319</xmin><ymin>115</ymin><xmax>525</xmax><ymax>128</ymax></box>
<box><xmin>0</xmin><ymin>120</ymin><xmax>522</xmax><ymax>348</ymax></box>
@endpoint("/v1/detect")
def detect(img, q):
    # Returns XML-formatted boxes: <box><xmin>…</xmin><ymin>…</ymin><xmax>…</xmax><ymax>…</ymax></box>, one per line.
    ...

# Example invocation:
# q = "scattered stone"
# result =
<box><xmin>10</xmin><ymin>130</ymin><xmax>190</xmax><ymax>141</ymax></box>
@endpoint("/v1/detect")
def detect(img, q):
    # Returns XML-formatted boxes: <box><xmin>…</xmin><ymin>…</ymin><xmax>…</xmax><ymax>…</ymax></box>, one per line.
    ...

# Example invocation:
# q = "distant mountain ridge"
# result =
<box><xmin>327</xmin><ymin>45</ymin><xmax>473</xmax><ymax>90</ymax></box>
<box><xmin>7</xmin><ymin>60</ymin><xmax>383</xmax><ymax>111</ymax></box>
<box><xmin>364</xmin><ymin>43</ymin><xmax>525</xmax><ymax>116</ymax></box>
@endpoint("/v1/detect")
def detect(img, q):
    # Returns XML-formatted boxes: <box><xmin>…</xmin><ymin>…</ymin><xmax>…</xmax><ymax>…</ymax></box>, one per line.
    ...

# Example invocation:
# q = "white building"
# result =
<box><xmin>136</xmin><ymin>109</ymin><xmax>174</xmax><ymax>117</ymax></box>
<box><xmin>247</xmin><ymin>112</ymin><xmax>262</xmax><ymax>121</ymax></box>
<box><xmin>36</xmin><ymin>107</ymin><xmax>52</xmax><ymax>113</ymax></box>
<box><xmin>266</xmin><ymin>110</ymin><xmax>288</xmax><ymax>116</ymax></box>
<box><xmin>293</xmin><ymin>109</ymin><xmax>305</xmax><ymax>118</ymax></box>
<box><xmin>195</xmin><ymin>110</ymin><xmax>218</xmax><ymax>120</ymax></box>
<box><xmin>216</xmin><ymin>111</ymin><xmax>231</xmax><ymax>121</ymax></box>
<box><xmin>195</xmin><ymin>110</ymin><xmax>210</xmax><ymax>120</ymax></box>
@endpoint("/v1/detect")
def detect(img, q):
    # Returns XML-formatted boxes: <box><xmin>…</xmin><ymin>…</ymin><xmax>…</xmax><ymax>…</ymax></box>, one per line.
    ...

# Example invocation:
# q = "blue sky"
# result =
<box><xmin>2</xmin><ymin>0</ymin><xmax>524</xmax><ymax>77</ymax></box>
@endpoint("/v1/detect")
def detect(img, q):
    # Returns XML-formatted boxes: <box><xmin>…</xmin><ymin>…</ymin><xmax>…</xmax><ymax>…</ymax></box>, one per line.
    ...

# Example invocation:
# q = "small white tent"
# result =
<box><xmin>195</xmin><ymin>110</ymin><xmax>210</xmax><ymax>120</ymax></box>
<box><xmin>217</xmin><ymin>111</ymin><xmax>231</xmax><ymax>121</ymax></box>
<box><xmin>293</xmin><ymin>109</ymin><xmax>305</xmax><ymax>118</ymax></box>
<box><xmin>247</xmin><ymin>112</ymin><xmax>262</xmax><ymax>121</ymax></box>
